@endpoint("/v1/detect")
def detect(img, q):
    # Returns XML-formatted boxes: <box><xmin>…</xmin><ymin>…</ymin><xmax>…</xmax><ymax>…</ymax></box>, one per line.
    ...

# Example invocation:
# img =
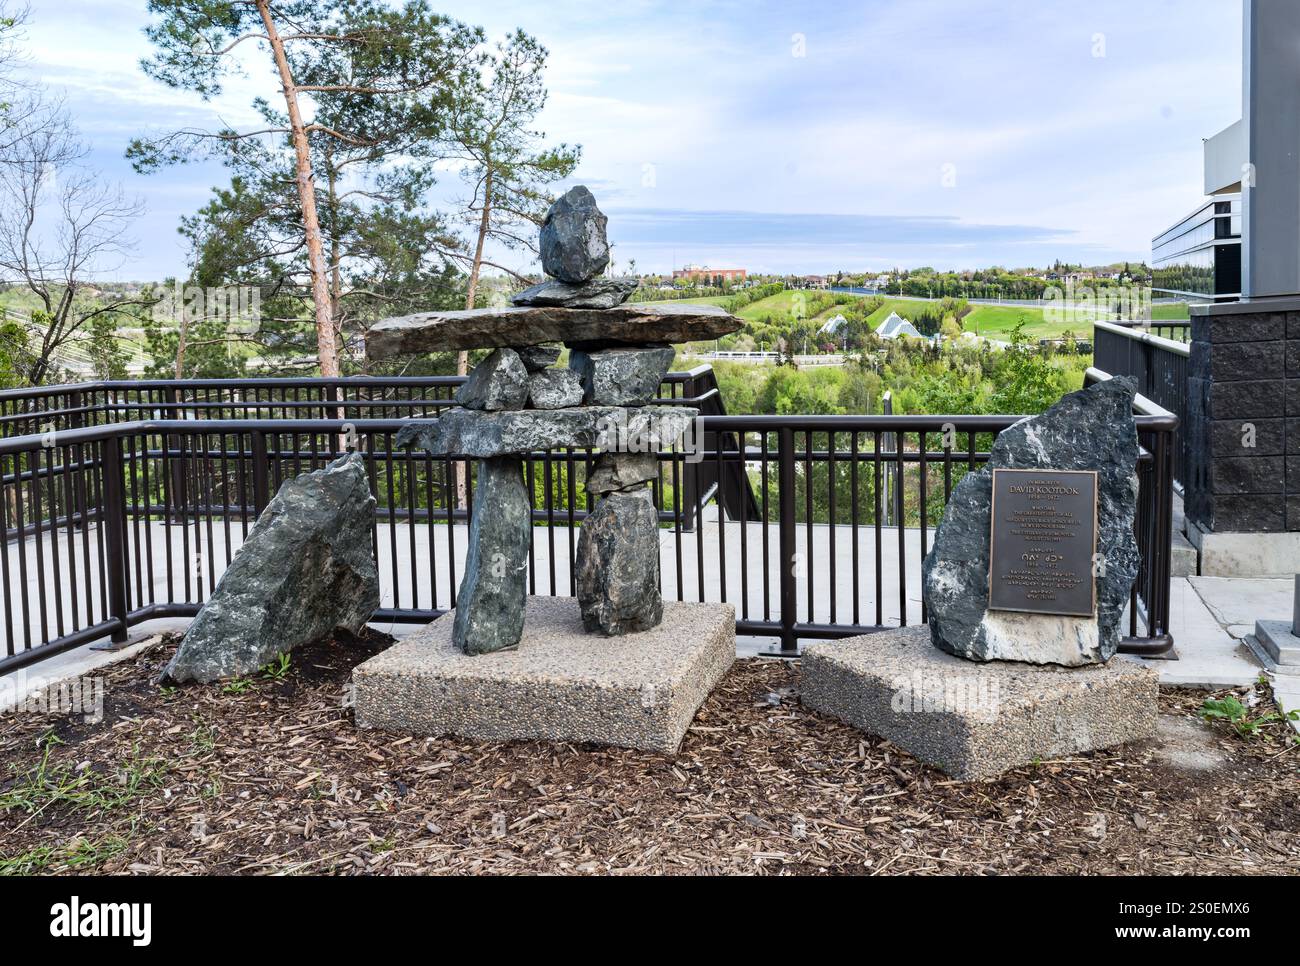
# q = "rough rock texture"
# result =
<box><xmin>455</xmin><ymin>347</ymin><xmax>528</xmax><ymax>411</ymax></box>
<box><xmin>395</xmin><ymin>405</ymin><xmax>697</xmax><ymax>458</ymax></box>
<box><xmin>569</xmin><ymin>345</ymin><xmax>675</xmax><ymax>406</ymax></box>
<box><xmin>586</xmin><ymin>452</ymin><xmax>660</xmax><ymax>495</ymax></box>
<box><xmin>366</xmin><ymin>303</ymin><xmax>739</xmax><ymax>357</ymax></box>
<box><xmin>922</xmin><ymin>377</ymin><xmax>1140</xmax><ymax>666</ymax></box>
<box><xmin>353</xmin><ymin>597</ymin><xmax>736</xmax><ymax>753</ymax></box>
<box><xmin>453</xmin><ymin>457</ymin><xmax>530</xmax><ymax>655</ymax></box>
<box><xmin>511</xmin><ymin>276</ymin><xmax>637</xmax><ymax>309</ymax></box>
<box><xmin>800</xmin><ymin>625</ymin><xmax>1158</xmax><ymax>780</ymax></box>
<box><xmin>527</xmin><ymin>368</ymin><xmax>584</xmax><ymax>410</ymax></box>
<box><xmin>576</xmin><ymin>488</ymin><xmax>664</xmax><ymax>635</ymax></box>
<box><xmin>160</xmin><ymin>454</ymin><xmax>378</xmax><ymax>684</ymax></box>
<box><xmin>539</xmin><ymin>185</ymin><xmax>609</xmax><ymax>283</ymax></box>
<box><xmin>511</xmin><ymin>344</ymin><xmax>561</xmax><ymax>372</ymax></box>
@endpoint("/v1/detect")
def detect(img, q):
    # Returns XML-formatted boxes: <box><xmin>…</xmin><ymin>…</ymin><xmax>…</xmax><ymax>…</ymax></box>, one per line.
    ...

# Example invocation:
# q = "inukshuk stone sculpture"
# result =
<box><xmin>366</xmin><ymin>186</ymin><xmax>742</xmax><ymax>654</ymax></box>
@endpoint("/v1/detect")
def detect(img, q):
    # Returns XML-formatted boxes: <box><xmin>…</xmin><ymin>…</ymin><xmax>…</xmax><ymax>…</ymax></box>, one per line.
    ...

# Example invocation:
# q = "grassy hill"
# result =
<box><xmin>641</xmin><ymin>287</ymin><xmax>1169</xmax><ymax>344</ymax></box>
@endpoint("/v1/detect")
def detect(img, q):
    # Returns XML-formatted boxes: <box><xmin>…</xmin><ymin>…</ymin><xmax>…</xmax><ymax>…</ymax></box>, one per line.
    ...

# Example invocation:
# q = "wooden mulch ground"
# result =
<box><xmin>0</xmin><ymin>631</ymin><xmax>1297</xmax><ymax>875</ymax></box>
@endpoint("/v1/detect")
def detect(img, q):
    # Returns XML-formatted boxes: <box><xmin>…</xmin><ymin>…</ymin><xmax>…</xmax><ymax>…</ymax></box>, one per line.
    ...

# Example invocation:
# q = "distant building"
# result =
<box><xmin>1152</xmin><ymin>194</ymin><xmax>1241</xmax><ymax>302</ymax></box>
<box><xmin>819</xmin><ymin>314</ymin><xmax>847</xmax><ymax>335</ymax></box>
<box><xmin>875</xmin><ymin>311</ymin><xmax>924</xmax><ymax>340</ymax></box>
<box><xmin>673</xmin><ymin>264</ymin><xmax>746</xmax><ymax>282</ymax></box>
<box><xmin>800</xmin><ymin>275</ymin><xmax>829</xmax><ymax>289</ymax></box>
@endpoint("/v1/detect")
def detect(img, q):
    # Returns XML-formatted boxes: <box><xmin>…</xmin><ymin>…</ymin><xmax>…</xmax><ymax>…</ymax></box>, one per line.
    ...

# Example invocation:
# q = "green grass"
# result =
<box><xmin>1152</xmin><ymin>302</ymin><xmax>1191</xmax><ymax>320</ymax></box>
<box><xmin>0</xmin><ymin>735</ymin><xmax>168</xmax><ymax>817</ymax></box>
<box><xmin>964</xmin><ymin>304</ymin><xmax>1070</xmax><ymax>339</ymax></box>
<box><xmin>656</xmin><ymin>287</ymin><xmax>1152</xmax><ymax>344</ymax></box>
<box><xmin>857</xmin><ymin>296</ymin><xmax>1093</xmax><ymax>341</ymax></box>
<box><xmin>0</xmin><ymin>836</ymin><xmax>129</xmax><ymax>875</ymax></box>
<box><xmin>733</xmin><ymin>290</ymin><xmax>824</xmax><ymax>322</ymax></box>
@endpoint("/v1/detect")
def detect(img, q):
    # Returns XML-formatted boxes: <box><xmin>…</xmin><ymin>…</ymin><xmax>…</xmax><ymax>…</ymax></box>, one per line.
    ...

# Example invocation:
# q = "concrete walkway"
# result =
<box><xmin>1179</xmin><ymin>576</ymin><xmax>1300</xmax><ymax>729</ymax></box>
<box><xmin>0</xmin><ymin>518</ymin><xmax>1283</xmax><ymax>719</ymax></box>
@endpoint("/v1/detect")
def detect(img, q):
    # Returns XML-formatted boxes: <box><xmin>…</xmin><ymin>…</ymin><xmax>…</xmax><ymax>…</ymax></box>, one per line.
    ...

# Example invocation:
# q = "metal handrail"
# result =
<box><xmin>1095</xmin><ymin>319</ymin><xmax>1191</xmax><ymax>355</ymax></box>
<box><xmin>0</xmin><ymin>369</ymin><xmax>1178</xmax><ymax>670</ymax></box>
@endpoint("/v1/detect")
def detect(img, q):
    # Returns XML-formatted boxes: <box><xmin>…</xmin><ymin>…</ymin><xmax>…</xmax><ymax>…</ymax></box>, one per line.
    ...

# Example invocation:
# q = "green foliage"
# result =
<box><xmin>1200</xmin><ymin>694</ymin><xmax>1300</xmax><ymax>740</ymax></box>
<box><xmin>86</xmin><ymin>310</ymin><xmax>132</xmax><ymax>380</ymax></box>
<box><xmin>261</xmin><ymin>653</ymin><xmax>292</xmax><ymax>680</ymax></box>
<box><xmin>0</xmin><ymin>317</ymin><xmax>28</xmax><ymax>388</ymax></box>
<box><xmin>704</xmin><ymin>334</ymin><xmax>1087</xmax><ymax>421</ymax></box>
<box><xmin>759</xmin><ymin>366</ymin><xmax>846</xmax><ymax>415</ymax></box>
<box><xmin>989</xmin><ymin>323</ymin><xmax>1076</xmax><ymax>415</ymax></box>
<box><xmin>725</xmin><ymin>282</ymin><xmax>785</xmax><ymax>314</ymax></box>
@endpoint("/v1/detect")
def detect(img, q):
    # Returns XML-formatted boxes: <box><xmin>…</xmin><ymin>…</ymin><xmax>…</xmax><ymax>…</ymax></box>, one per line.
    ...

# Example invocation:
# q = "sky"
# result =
<box><xmin>21</xmin><ymin>0</ymin><xmax>1243</xmax><ymax>280</ymax></box>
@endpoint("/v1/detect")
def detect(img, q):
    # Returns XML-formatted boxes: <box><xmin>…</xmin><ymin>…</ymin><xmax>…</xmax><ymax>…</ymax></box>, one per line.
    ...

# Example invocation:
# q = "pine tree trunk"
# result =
<box><xmin>256</xmin><ymin>0</ymin><xmax>339</xmax><ymax>380</ymax></box>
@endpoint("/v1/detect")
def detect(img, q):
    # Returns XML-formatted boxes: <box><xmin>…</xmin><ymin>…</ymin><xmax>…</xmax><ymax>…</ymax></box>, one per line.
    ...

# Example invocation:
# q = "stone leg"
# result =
<box><xmin>576</xmin><ymin>487</ymin><xmax>663</xmax><ymax>634</ymax></box>
<box><xmin>453</xmin><ymin>457</ymin><xmax>530</xmax><ymax>655</ymax></box>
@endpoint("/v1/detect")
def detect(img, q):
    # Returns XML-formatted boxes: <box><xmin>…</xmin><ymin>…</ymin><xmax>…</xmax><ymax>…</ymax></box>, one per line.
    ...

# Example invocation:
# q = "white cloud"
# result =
<box><xmin>13</xmin><ymin>0</ymin><xmax>1245</xmax><ymax>278</ymax></box>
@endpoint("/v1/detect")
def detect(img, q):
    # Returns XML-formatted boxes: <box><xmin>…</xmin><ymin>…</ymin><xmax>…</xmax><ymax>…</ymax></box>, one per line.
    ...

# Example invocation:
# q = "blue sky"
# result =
<box><xmin>23</xmin><ymin>0</ymin><xmax>1242</xmax><ymax>279</ymax></box>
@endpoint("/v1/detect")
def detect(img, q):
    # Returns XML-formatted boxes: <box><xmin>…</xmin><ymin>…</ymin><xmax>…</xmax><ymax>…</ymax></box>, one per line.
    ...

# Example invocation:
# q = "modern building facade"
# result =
<box><xmin>1177</xmin><ymin>1</ymin><xmax>1300</xmax><ymax>573</ymax></box>
<box><xmin>1151</xmin><ymin>195</ymin><xmax>1241</xmax><ymax>302</ymax></box>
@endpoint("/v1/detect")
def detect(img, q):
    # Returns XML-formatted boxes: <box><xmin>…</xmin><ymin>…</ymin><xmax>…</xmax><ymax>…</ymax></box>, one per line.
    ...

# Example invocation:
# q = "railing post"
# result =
<box><xmin>68</xmin><ymin>390</ymin><xmax>87</xmax><ymax>529</ymax></box>
<box><xmin>679</xmin><ymin>372</ymin><xmax>699</xmax><ymax>531</ymax></box>
<box><xmin>777</xmin><ymin>426</ymin><xmax>799</xmax><ymax>655</ymax></box>
<box><xmin>101</xmin><ymin>434</ymin><xmax>130</xmax><ymax>644</ymax></box>
<box><xmin>167</xmin><ymin>385</ymin><xmax>187</xmax><ymax>518</ymax></box>
<box><xmin>251</xmin><ymin>430</ymin><xmax>270</xmax><ymax>516</ymax></box>
<box><xmin>1151</xmin><ymin>423</ymin><xmax>1175</xmax><ymax>639</ymax></box>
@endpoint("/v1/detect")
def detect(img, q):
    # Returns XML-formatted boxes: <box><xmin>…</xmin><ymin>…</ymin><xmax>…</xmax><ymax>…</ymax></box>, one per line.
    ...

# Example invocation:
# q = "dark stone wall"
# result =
<box><xmin>1186</xmin><ymin>308</ymin><xmax>1293</xmax><ymax>532</ymax></box>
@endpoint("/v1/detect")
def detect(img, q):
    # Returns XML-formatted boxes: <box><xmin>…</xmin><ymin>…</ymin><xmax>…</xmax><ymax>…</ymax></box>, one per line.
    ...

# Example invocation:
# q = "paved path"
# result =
<box><xmin>1179</xmin><ymin>577</ymin><xmax>1300</xmax><ymax>730</ymax></box>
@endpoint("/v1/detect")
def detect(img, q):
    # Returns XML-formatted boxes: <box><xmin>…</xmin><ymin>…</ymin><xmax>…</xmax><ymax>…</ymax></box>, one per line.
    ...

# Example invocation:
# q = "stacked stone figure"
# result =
<box><xmin>370</xmin><ymin>186</ymin><xmax>741</xmax><ymax>655</ymax></box>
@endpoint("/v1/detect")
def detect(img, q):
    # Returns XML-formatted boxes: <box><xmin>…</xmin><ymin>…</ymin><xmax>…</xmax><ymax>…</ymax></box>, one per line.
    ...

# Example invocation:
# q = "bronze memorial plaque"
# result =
<box><xmin>988</xmin><ymin>468</ymin><xmax>1098</xmax><ymax>617</ymax></box>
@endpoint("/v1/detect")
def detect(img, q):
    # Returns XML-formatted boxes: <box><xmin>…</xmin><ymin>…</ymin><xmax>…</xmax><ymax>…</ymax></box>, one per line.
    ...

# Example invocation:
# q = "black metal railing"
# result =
<box><xmin>1093</xmin><ymin>320</ymin><xmax>1189</xmax><ymax>488</ymax></box>
<box><xmin>0</xmin><ymin>369</ymin><xmax>1176</xmax><ymax>672</ymax></box>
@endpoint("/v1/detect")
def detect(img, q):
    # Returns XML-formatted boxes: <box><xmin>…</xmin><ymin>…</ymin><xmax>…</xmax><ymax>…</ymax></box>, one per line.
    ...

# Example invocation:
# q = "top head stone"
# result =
<box><xmin>540</xmin><ymin>186</ymin><xmax>610</xmax><ymax>283</ymax></box>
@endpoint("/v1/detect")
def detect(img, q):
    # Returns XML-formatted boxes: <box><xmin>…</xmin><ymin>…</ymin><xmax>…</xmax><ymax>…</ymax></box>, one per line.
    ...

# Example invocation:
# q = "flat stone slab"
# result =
<box><xmin>394</xmin><ymin>405</ymin><xmax>697</xmax><ymax>458</ymax></box>
<box><xmin>365</xmin><ymin>303</ymin><xmax>740</xmax><ymax>358</ymax></box>
<box><xmin>511</xmin><ymin>276</ymin><xmax>636</xmax><ymax>308</ymax></box>
<box><xmin>353</xmin><ymin>597</ymin><xmax>736</xmax><ymax>753</ymax></box>
<box><xmin>800</xmin><ymin>625</ymin><xmax>1158</xmax><ymax>780</ymax></box>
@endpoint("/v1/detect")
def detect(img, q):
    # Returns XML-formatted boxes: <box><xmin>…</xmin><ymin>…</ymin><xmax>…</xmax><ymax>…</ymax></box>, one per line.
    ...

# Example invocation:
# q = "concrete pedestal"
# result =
<box><xmin>800</xmin><ymin>626</ymin><xmax>1158</xmax><ymax>780</ymax></box>
<box><xmin>353</xmin><ymin>596</ymin><xmax>735</xmax><ymax>753</ymax></box>
<box><xmin>1246</xmin><ymin>619</ymin><xmax>1300</xmax><ymax>674</ymax></box>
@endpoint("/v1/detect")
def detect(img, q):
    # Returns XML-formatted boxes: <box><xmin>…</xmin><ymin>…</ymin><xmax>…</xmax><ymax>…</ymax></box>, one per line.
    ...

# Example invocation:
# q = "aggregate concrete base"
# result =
<box><xmin>353</xmin><ymin>596</ymin><xmax>735</xmax><ymax>754</ymax></box>
<box><xmin>800</xmin><ymin>625</ymin><xmax>1158</xmax><ymax>780</ymax></box>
